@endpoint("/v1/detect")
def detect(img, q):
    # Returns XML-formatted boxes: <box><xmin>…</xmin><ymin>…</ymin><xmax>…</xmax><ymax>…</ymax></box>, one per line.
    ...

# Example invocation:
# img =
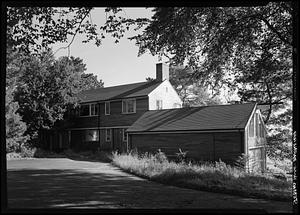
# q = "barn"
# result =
<box><xmin>126</xmin><ymin>103</ymin><xmax>267</xmax><ymax>172</ymax></box>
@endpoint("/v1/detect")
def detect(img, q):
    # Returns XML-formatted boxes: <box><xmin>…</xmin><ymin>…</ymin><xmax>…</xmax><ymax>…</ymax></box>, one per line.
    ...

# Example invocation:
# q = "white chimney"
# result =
<box><xmin>156</xmin><ymin>62</ymin><xmax>169</xmax><ymax>82</ymax></box>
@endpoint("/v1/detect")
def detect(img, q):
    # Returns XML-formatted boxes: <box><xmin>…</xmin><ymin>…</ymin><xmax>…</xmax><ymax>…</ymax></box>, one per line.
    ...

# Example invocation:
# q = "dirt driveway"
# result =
<box><xmin>6</xmin><ymin>158</ymin><xmax>293</xmax><ymax>212</ymax></box>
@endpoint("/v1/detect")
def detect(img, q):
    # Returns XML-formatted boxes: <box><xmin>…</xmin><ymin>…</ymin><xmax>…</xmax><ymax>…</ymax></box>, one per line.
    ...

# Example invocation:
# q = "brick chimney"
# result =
<box><xmin>156</xmin><ymin>62</ymin><xmax>169</xmax><ymax>82</ymax></box>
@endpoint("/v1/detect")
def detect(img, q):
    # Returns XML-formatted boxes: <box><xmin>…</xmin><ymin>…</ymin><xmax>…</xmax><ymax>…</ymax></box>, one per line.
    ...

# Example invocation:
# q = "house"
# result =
<box><xmin>40</xmin><ymin>63</ymin><xmax>267</xmax><ymax>172</ymax></box>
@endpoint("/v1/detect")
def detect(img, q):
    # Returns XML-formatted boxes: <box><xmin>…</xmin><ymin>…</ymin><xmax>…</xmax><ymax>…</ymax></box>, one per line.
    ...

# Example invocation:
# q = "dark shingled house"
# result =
<box><xmin>41</xmin><ymin>63</ymin><xmax>267</xmax><ymax>172</ymax></box>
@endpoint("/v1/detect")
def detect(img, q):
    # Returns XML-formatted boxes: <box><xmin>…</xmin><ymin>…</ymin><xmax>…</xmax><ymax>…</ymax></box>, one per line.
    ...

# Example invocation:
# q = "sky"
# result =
<box><xmin>51</xmin><ymin>7</ymin><xmax>163</xmax><ymax>87</ymax></box>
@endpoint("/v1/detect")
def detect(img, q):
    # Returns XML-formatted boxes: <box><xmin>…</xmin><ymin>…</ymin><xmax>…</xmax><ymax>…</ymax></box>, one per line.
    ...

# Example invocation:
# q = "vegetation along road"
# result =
<box><xmin>6</xmin><ymin>158</ymin><xmax>293</xmax><ymax>212</ymax></box>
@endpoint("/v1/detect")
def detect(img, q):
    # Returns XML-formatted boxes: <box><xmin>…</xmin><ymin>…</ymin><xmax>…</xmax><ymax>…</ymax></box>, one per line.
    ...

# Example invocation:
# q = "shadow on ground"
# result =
<box><xmin>6</xmin><ymin>159</ymin><xmax>293</xmax><ymax>212</ymax></box>
<box><xmin>7</xmin><ymin>168</ymin><xmax>158</xmax><ymax>209</ymax></box>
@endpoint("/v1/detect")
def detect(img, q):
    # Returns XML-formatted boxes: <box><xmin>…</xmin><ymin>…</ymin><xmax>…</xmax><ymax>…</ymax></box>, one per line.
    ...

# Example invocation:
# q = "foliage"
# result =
<box><xmin>102</xmin><ymin>4</ymin><xmax>293</xmax><ymax>161</ymax></box>
<box><xmin>154</xmin><ymin>149</ymin><xmax>168</xmax><ymax>163</ymax></box>
<box><xmin>169</xmin><ymin>65</ymin><xmax>223</xmax><ymax>106</ymax></box>
<box><xmin>5</xmin><ymin>85</ymin><xmax>29</xmax><ymax>153</ymax></box>
<box><xmin>112</xmin><ymin>151</ymin><xmax>292</xmax><ymax>201</ymax></box>
<box><xmin>175</xmin><ymin>148</ymin><xmax>188</xmax><ymax>163</ymax></box>
<box><xmin>6</xmin><ymin>7</ymin><xmax>150</xmax><ymax>54</ymax></box>
<box><xmin>9</xmin><ymin>49</ymin><xmax>103</xmax><ymax>145</ymax></box>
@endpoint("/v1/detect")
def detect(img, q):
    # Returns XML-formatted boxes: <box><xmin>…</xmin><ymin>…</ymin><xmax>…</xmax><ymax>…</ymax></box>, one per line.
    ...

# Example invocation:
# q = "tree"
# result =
<box><xmin>101</xmin><ymin>4</ymin><xmax>293</xmax><ymax>161</ymax></box>
<box><xmin>6</xmin><ymin>85</ymin><xmax>29</xmax><ymax>153</ymax></box>
<box><xmin>169</xmin><ymin>65</ymin><xmax>222</xmax><ymax>107</ymax></box>
<box><xmin>6</xmin><ymin>7</ymin><xmax>149</xmax><ymax>55</ymax></box>
<box><xmin>13</xmin><ymin>50</ymin><xmax>103</xmax><ymax>142</ymax></box>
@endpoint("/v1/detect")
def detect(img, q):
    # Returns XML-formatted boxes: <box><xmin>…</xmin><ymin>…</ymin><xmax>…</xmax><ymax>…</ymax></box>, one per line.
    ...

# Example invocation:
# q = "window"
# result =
<box><xmin>79</xmin><ymin>103</ymin><xmax>99</xmax><ymax>116</ymax></box>
<box><xmin>84</xmin><ymin>130</ymin><xmax>99</xmax><ymax>142</ymax></box>
<box><xmin>122</xmin><ymin>129</ymin><xmax>127</xmax><ymax>142</ymax></box>
<box><xmin>105</xmin><ymin>101</ymin><xmax>110</xmax><ymax>115</ymax></box>
<box><xmin>106</xmin><ymin>129</ymin><xmax>112</xmax><ymax>142</ymax></box>
<box><xmin>80</xmin><ymin>104</ymin><xmax>90</xmax><ymax>116</ymax></box>
<box><xmin>156</xmin><ymin>100</ymin><xmax>163</xmax><ymax>110</ymax></box>
<box><xmin>122</xmin><ymin>99</ymin><xmax>136</xmax><ymax>113</ymax></box>
<box><xmin>90</xmin><ymin>104</ymin><xmax>99</xmax><ymax>116</ymax></box>
<box><xmin>166</xmin><ymin>87</ymin><xmax>168</xmax><ymax>93</ymax></box>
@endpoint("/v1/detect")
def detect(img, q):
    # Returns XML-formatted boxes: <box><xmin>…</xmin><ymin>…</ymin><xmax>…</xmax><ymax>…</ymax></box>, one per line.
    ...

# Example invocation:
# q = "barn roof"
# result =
<box><xmin>77</xmin><ymin>80</ymin><xmax>161</xmax><ymax>103</ymax></box>
<box><xmin>127</xmin><ymin>103</ymin><xmax>256</xmax><ymax>133</ymax></box>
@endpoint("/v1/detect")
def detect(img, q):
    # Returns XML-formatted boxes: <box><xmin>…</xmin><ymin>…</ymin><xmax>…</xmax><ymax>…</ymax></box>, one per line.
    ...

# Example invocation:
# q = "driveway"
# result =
<box><xmin>6</xmin><ymin>158</ymin><xmax>293</xmax><ymax>212</ymax></box>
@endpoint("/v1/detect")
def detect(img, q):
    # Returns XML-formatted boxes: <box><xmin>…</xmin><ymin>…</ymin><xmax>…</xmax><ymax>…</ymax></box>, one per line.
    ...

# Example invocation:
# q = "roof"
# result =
<box><xmin>127</xmin><ymin>103</ymin><xmax>256</xmax><ymax>133</ymax></box>
<box><xmin>77</xmin><ymin>81</ymin><xmax>161</xmax><ymax>103</ymax></box>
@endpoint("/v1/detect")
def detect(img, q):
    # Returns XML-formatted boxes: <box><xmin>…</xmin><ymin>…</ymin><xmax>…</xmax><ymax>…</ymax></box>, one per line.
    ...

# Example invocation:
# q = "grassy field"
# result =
<box><xmin>111</xmin><ymin>151</ymin><xmax>292</xmax><ymax>202</ymax></box>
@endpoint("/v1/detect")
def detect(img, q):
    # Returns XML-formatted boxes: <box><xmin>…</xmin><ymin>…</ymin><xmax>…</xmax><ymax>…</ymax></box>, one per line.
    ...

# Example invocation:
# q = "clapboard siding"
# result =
<box><xmin>68</xmin><ymin>97</ymin><xmax>148</xmax><ymax>128</ymax></box>
<box><xmin>130</xmin><ymin>132</ymin><xmax>244</xmax><ymax>163</ymax></box>
<box><xmin>131</xmin><ymin>133</ymin><xmax>214</xmax><ymax>161</ymax></box>
<box><xmin>214</xmin><ymin>132</ymin><xmax>243</xmax><ymax>162</ymax></box>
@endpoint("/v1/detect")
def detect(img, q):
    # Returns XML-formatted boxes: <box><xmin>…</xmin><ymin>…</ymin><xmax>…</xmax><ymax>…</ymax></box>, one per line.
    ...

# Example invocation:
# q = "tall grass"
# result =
<box><xmin>112</xmin><ymin>151</ymin><xmax>292</xmax><ymax>202</ymax></box>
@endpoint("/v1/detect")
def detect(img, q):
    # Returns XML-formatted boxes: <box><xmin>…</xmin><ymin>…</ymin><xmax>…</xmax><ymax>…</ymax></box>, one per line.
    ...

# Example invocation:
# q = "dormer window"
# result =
<box><xmin>122</xmin><ymin>99</ymin><xmax>136</xmax><ymax>114</ymax></box>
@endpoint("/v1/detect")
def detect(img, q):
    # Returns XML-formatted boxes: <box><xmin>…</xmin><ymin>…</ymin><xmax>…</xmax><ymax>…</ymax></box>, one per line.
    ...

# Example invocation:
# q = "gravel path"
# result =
<box><xmin>6</xmin><ymin>158</ymin><xmax>293</xmax><ymax>212</ymax></box>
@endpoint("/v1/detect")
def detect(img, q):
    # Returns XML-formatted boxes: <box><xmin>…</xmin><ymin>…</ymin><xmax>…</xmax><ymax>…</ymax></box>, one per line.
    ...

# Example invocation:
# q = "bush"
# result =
<box><xmin>20</xmin><ymin>144</ymin><xmax>36</xmax><ymax>158</ymax></box>
<box><xmin>154</xmin><ymin>149</ymin><xmax>168</xmax><ymax>163</ymax></box>
<box><xmin>175</xmin><ymin>148</ymin><xmax>188</xmax><ymax>163</ymax></box>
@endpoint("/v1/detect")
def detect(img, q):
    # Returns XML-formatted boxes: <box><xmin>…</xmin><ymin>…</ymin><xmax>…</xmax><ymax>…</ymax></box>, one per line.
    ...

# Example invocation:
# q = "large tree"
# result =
<box><xmin>11</xmin><ymin>50</ymin><xmax>103</xmax><ymax>142</ymax></box>
<box><xmin>102</xmin><ymin>4</ymin><xmax>293</xmax><ymax>161</ymax></box>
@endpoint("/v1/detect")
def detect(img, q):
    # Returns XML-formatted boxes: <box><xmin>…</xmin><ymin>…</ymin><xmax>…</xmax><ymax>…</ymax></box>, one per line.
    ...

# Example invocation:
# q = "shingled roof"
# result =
<box><xmin>77</xmin><ymin>80</ymin><xmax>161</xmax><ymax>103</ymax></box>
<box><xmin>127</xmin><ymin>103</ymin><xmax>256</xmax><ymax>133</ymax></box>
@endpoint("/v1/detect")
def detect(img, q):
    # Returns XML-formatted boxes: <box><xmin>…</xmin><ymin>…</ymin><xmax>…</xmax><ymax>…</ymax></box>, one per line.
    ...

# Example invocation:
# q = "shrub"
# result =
<box><xmin>175</xmin><ymin>148</ymin><xmax>188</xmax><ymax>163</ymax></box>
<box><xmin>20</xmin><ymin>144</ymin><xmax>36</xmax><ymax>158</ymax></box>
<box><xmin>154</xmin><ymin>149</ymin><xmax>168</xmax><ymax>163</ymax></box>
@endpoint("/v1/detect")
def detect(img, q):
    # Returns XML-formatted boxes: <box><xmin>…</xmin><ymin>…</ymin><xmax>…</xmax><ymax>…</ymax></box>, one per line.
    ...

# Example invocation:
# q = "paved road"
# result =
<box><xmin>6</xmin><ymin>158</ymin><xmax>293</xmax><ymax>212</ymax></box>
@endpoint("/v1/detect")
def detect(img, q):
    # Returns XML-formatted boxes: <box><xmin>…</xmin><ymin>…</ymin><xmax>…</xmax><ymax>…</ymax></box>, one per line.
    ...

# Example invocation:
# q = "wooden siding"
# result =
<box><xmin>68</xmin><ymin>97</ymin><xmax>148</xmax><ymax>128</ymax></box>
<box><xmin>148</xmin><ymin>80</ymin><xmax>182</xmax><ymax>110</ymax></box>
<box><xmin>244</xmin><ymin>107</ymin><xmax>267</xmax><ymax>172</ymax></box>
<box><xmin>130</xmin><ymin>132</ymin><xmax>243</xmax><ymax>163</ymax></box>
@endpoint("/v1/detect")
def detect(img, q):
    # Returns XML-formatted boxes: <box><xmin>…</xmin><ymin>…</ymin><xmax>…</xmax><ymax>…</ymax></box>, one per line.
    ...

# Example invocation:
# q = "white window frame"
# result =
<box><xmin>156</xmin><ymin>100</ymin><xmax>163</xmax><ymax>110</ymax></box>
<box><xmin>90</xmin><ymin>103</ymin><xmax>99</xmax><ymax>116</ymax></box>
<box><xmin>122</xmin><ymin>99</ymin><xmax>136</xmax><ymax>114</ymax></box>
<box><xmin>79</xmin><ymin>103</ymin><xmax>99</xmax><ymax>117</ymax></box>
<box><xmin>105</xmin><ymin>101</ymin><xmax>110</xmax><ymax>115</ymax></box>
<box><xmin>105</xmin><ymin>129</ymin><xmax>112</xmax><ymax>142</ymax></box>
<box><xmin>122</xmin><ymin>129</ymin><xmax>127</xmax><ymax>142</ymax></box>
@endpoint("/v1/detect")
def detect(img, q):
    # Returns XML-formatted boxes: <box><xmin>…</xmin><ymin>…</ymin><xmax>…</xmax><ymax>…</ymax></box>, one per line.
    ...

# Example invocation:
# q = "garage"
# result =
<box><xmin>127</xmin><ymin>103</ymin><xmax>267</xmax><ymax>172</ymax></box>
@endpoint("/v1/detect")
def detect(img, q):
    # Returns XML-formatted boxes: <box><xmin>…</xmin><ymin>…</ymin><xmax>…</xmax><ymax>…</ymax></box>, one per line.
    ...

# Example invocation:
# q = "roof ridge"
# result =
<box><xmin>144</xmin><ymin>102</ymin><xmax>256</xmax><ymax>112</ymax></box>
<box><xmin>80</xmin><ymin>80</ymin><xmax>157</xmax><ymax>93</ymax></box>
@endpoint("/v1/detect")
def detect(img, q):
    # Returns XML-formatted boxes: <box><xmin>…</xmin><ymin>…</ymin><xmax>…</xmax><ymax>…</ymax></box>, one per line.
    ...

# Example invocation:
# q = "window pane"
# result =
<box><xmin>85</xmin><ymin>130</ymin><xmax>99</xmax><ymax>141</ymax></box>
<box><xmin>128</xmin><ymin>100</ymin><xmax>134</xmax><ymax>112</ymax></box>
<box><xmin>80</xmin><ymin>104</ymin><xmax>90</xmax><ymax>116</ymax></box>
<box><xmin>156</xmin><ymin>100</ymin><xmax>162</xmax><ymax>110</ymax></box>
<box><xmin>95</xmin><ymin>104</ymin><xmax>99</xmax><ymax>115</ymax></box>
<box><xmin>122</xmin><ymin>101</ymin><xmax>127</xmax><ymax>113</ymax></box>
<box><xmin>123</xmin><ymin>129</ymin><xmax>127</xmax><ymax>141</ymax></box>
<box><xmin>91</xmin><ymin>104</ymin><xmax>95</xmax><ymax>115</ymax></box>
<box><xmin>105</xmin><ymin>102</ymin><xmax>110</xmax><ymax>115</ymax></box>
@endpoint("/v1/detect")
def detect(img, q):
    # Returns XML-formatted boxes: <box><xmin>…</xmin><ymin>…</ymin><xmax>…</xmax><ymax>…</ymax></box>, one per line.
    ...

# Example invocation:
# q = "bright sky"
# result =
<box><xmin>51</xmin><ymin>7</ymin><xmax>163</xmax><ymax>87</ymax></box>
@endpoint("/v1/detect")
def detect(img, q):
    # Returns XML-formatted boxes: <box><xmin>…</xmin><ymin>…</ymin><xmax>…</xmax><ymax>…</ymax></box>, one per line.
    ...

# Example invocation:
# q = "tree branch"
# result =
<box><xmin>54</xmin><ymin>9</ymin><xmax>92</xmax><ymax>57</ymax></box>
